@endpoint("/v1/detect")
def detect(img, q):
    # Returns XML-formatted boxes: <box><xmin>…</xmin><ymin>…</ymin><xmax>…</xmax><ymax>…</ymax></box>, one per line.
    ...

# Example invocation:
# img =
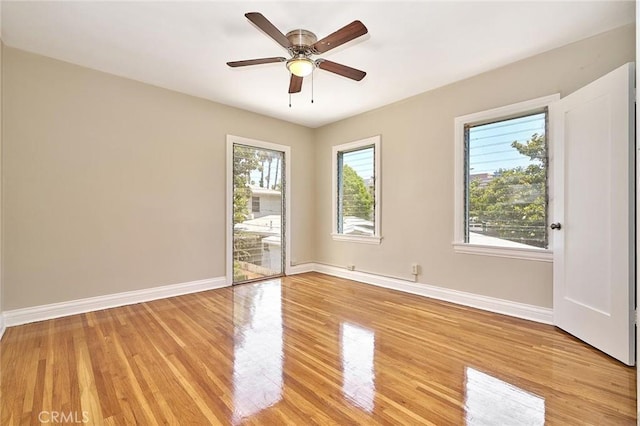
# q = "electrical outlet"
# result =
<box><xmin>347</xmin><ymin>264</ymin><xmax>355</xmax><ymax>271</ymax></box>
<box><xmin>411</xmin><ymin>263</ymin><xmax>419</xmax><ymax>275</ymax></box>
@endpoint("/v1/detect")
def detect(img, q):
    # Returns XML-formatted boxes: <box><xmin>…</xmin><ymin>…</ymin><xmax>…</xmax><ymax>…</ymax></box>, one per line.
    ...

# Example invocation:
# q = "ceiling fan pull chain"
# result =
<box><xmin>289</xmin><ymin>93</ymin><xmax>291</xmax><ymax>108</ymax></box>
<box><xmin>311</xmin><ymin>71</ymin><xmax>314</xmax><ymax>104</ymax></box>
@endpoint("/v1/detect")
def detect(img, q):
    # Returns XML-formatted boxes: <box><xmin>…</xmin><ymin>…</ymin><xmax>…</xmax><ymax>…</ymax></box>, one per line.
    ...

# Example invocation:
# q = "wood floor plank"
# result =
<box><xmin>1</xmin><ymin>272</ymin><xmax>636</xmax><ymax>425</ymax></box>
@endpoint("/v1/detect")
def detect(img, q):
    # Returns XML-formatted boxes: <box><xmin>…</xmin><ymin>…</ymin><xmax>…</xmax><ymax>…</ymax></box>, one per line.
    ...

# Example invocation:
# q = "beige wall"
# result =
<box><xmin>313</xmin><ymin>24</ymin><xmax>635</xmax><ymax>308</ymax></box>
<box><xmin>3</xmin><ymin>47</ymin><xmax>315</xmax><ymax>310</ymax></box>
<box><xmin>0</xmin><ymin>41</ymin><xmax>3</xmax><ymax>319</ymax></box>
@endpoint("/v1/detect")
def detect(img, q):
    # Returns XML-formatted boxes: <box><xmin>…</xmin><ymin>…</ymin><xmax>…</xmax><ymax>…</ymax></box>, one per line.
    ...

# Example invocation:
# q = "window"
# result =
<box><xmin>251</xmin><ymin>196</ymin><xmax>260</xmax><ymax>213</ymax></box>
<box><xmin>454</xmin><ymin>95</ymin><xmax>559</xmax><ymax>261</ymax></box>
<box><xmin>332</xmin><ymin>135</ymin><xmax>381</xmax><ymax>244</ymax></box>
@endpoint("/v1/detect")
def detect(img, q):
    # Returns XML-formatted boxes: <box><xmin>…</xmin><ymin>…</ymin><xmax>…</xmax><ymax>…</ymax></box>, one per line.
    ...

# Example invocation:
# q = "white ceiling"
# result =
<box><xmin>1</xmin><ymin>1</ymin><xmax>635</xmax><ymax>128</ymax></box>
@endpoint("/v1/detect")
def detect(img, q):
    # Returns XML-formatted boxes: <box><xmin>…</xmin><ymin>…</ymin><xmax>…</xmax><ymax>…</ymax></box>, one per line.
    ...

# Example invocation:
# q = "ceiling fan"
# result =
<box><xmin>227</xmin><ymin>12</ymin><xmax>368</xmax><ymax>95</ymax></box>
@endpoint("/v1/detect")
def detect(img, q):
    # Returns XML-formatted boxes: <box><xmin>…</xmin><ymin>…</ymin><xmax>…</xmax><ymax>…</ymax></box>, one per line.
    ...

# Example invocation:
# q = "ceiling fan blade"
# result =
<box><xmin>289</xmin><ymin>74</ymin><xmax>303</xmax><ymax>93</ymax></box>
<box><xmin>312</xmin><ymin>20</ymin><xmax>368</xmax><ymax>54</ymax></box>
<box><xmin>245</xmin><ymin>12</ymin><xmax>292</xmax><ymax>49</ymax></box>
<box><xmin>227</xmin><ymin>57</ymin><xmax>286</xmax><ymax>67</ymax></box>
<box><xmin>317</xmin><ymin>60</ymin><xmax>366</xmax><ymax>81</ymax></box>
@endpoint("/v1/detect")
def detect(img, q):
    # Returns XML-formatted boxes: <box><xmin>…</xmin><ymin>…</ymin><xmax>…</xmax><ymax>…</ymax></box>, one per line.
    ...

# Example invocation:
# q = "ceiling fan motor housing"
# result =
<box><xmin>286</xmin><ymin>29</ymin><xmax>317</xmax><ymax>53</ymax></box>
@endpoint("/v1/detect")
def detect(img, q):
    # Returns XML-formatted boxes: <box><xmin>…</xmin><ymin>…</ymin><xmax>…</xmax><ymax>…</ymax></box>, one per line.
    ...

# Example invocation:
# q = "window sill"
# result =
<box><xmin>452</xmin><ymin>242</ymin><xmax>552</xmax><ymax>262</ymax></box>
<box><xmin>332</xmin><ymin>234</ymin><xmax>382</xmax><ymax>245</ymax></box>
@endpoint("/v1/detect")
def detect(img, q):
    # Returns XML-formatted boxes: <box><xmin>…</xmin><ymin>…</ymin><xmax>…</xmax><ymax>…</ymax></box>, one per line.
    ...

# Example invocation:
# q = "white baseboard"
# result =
<box><xmin>0</xmin><ymin>314</ymin><xmax>5</xmax><ymax>341</ymax></box>
<box><xmin>312</xmin><ymin>263</ymin><xmax>553</xmax><ymax>324</ymax></box>
<box><xmin>1</xmin><ymin>263</ymin><xmax>553</xmax><ymax>330</ymax></box>
<box><xmin>288</xmin><ymin>263</ymin><xmax>316</xmax><ymax>275</ymax></box>
<box><xmin>3</xmin><ymin>277</ymin><xmax>228</xmax><ymax>327</ymax></box>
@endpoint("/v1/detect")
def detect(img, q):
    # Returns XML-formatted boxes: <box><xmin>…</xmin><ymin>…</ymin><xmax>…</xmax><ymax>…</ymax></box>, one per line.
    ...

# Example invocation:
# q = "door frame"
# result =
<box><xmin>636</xmin><ymin>3</ymin><xmax>639</xmax><ymax>415</ymax></box>
<box><xmin>226</xmin><ymin>135</ymin><xmax>292</xmax><ymax>285</ymax></box>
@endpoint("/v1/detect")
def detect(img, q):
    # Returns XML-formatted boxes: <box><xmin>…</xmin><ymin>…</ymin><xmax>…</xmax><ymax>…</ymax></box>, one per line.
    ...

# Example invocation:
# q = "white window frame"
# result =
<box><xmin>453</xmin><ymin>95</ymin><xmax>559</xmax><ymax>262</ymax></box>
<box><xmin>331</xmin><ymin>135</ymin><xmax>382</xmax><ymax>244</ymax></box>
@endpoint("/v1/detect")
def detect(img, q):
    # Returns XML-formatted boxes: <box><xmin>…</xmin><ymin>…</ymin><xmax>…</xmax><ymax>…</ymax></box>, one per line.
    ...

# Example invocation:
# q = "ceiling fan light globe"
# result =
<box><xmin>287</xmin><ymin>58</ymin><xmax>314</xmax><ymax>77</ymax></box>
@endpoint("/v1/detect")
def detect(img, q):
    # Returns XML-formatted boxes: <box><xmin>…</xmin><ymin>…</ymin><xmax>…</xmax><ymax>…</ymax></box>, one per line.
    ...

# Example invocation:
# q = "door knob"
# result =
<box><xmin>550</xmin><ymin>223</ymin><xmax>562</xmax><ymax>230</ymax></box>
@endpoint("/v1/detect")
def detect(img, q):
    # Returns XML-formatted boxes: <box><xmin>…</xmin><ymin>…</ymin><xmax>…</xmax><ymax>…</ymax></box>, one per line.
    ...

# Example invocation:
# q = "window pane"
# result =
<box><xmin>233</xmin><ymin>144</ymin><xmax>284</xmax><ymax>283</ymax></box>
<box><xmin>251</xmin><ymin>196</ymin><xmax>260</xmax><ymax>213</ymax></box>
<box><xmin>338</xmin><ymin>146</ymin><xmax>375</xmax><ymax>235</ymax></box>
<box><xmin>466</xmin><ymin>112</ymin><xmax>547</xmax><ymax>249</ymax></box>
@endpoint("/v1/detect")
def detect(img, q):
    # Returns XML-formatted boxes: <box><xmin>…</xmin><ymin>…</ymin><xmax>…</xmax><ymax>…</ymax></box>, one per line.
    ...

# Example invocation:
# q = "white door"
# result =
<box><xmin>550</xmin><ymin>62</ymin><xmax>635</xmax><ymax>366</ymax></box>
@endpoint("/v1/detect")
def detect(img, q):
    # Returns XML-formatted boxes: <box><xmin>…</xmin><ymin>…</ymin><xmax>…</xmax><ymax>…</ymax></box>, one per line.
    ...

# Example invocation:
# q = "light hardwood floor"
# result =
<box><xmin>1</xmin><ymin>272</ymin><xmax>636</xmax><ymax>425</ymax></box>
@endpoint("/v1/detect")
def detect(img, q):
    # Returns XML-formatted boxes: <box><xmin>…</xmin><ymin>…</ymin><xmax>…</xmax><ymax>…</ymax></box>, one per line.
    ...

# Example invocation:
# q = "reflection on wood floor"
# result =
<box><xmin>1</xmin><ymin>272</ymin><xmax>636</xmax><ymax>424</ymax></box>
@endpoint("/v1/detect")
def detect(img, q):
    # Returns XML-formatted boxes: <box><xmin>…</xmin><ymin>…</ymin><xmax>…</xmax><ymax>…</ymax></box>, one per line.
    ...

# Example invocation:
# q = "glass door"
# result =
<box><xmin>232</xmin><ymin>143</ymin><xmax>285</xmax><ymax>284</ymax></box>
